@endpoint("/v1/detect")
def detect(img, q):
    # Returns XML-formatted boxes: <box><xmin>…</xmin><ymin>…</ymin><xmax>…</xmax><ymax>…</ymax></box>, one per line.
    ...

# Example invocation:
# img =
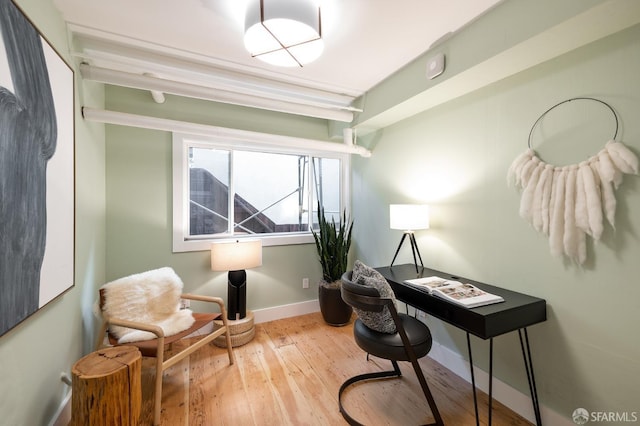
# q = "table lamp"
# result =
<box><xmin>389</xmin><ymin>204</ymin><xmax>429</xmax><ymax>273</ymax></box>
<box><xmin>211</xmin><ymin>239</ymin><xmax>262</xmax><ymax>320</ymax></box>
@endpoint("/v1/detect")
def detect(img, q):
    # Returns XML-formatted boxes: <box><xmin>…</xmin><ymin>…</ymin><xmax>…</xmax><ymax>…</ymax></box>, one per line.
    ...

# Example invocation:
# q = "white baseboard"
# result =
<box><xmin>184</xmin><ymin>300</ymin><xmax>321</xmax><ymax>336</ymax></box>
<box><xmin>253</xmin><ymin>299</ymin><xmax>320</xmax><ymax>324</ymax></box>
<box><xmin>428</xmin><ymin>341</ymin><xmax>571</xmax><ymax>426</ymax></box>
<box><xmin>49</xmin><ymin>389</ymin><xmax>72</xmax><ymax>426</ymax></box>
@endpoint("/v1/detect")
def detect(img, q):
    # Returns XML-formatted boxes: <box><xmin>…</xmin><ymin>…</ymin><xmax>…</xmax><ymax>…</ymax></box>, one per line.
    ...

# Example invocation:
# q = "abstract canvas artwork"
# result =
<box><xmin>0</xmin><ymin>0</ymin><xmax>74</xmax><ymax>336</ymax></box>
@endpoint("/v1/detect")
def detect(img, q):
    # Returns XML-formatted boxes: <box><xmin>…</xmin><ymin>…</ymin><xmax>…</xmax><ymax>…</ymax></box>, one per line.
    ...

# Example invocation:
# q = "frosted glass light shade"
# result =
<box><xmin>244</xmin><ymin>0</ymin><xmax>324</xmax><ymax>67</ymax></box>
<box><xmin>211</xmin><ymin>239</ymin><xmax>262</xmax><ymax>271</ymax></box>
<box><xmin>390</xmin><ymin>204</ymin><xmax>430</xmax><ymax>231</ymax></box>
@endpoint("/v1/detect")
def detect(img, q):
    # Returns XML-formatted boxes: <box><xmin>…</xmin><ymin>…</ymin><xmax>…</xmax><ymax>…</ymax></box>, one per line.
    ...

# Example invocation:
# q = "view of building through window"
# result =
<box><xmin>189</xmin><ymin>146</ymin><xmax>342</xmax><ymax>238</ymax></box>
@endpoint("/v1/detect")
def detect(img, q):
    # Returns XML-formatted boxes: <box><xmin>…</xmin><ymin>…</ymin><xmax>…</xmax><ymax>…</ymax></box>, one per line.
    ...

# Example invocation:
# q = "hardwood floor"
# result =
<box><xmin>139</xmin><ymin>312</ymin><xmax>532</xmax><ymax>425</ymax></box>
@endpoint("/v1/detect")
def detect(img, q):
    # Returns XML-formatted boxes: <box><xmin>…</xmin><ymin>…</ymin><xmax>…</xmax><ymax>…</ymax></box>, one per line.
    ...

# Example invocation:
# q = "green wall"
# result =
<box><xmin>352</xmin><ymin>23</ymin><xmax>640</xmax><ymax>421</ymax></box>
<box><xmin>0</xmin><ymin>0</ymin><xmax>106</xmax><ymax>425</ymax></box>
<box><xmin>104</xmin><ymin>88</ymin><xmax>325</xmax><ymax>310</ymax></box>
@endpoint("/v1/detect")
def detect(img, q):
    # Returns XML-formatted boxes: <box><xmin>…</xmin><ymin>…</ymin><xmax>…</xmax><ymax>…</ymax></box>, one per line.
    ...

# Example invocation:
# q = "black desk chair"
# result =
<box><xmin>340</xmin><ymin>271</ymin><xmax>443</xmax><ymax>426</ymax></box>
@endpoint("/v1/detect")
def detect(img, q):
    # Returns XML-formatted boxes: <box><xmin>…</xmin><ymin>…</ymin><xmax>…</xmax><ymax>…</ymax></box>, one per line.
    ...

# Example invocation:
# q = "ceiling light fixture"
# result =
<box><xmin>244</xmin><ymin>0</ymin><xmax>324</xmax><ymax>68</ymax></box>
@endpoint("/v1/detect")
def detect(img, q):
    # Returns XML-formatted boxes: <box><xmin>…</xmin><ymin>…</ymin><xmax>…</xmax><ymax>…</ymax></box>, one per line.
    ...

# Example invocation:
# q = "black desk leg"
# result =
<box><xmin>467</xmin><ymin>334</ymin><xmax>495</xmax><ymax>426</ymax></box>
<box><xmin>519</xmin><ymin>328</ymin><xmax>542</xmax><ymax>426</ymax></box>
<box><xmin>489</xmin><ymin>338</ymin><xmax>494</xmax><ymax>426</ymax></box>
<box><xmin>466</xmin><ymin>333</ymin><xmax>480</xmax><ymax>426</ymax></box>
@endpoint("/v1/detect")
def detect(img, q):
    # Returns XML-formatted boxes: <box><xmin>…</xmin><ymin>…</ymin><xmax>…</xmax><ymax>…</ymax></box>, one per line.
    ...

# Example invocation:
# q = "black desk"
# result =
<box><xmin>376</xmin><ymin>264</ymin><xmax>546</xmax><ymax>426</ymax></box>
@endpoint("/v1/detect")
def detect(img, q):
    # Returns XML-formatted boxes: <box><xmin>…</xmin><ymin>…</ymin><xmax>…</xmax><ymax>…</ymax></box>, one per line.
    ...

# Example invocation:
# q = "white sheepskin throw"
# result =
<box><xmin>101</xmin><ymin>267</ymin><xmax>195</xmax><ymax>343</ymax></box>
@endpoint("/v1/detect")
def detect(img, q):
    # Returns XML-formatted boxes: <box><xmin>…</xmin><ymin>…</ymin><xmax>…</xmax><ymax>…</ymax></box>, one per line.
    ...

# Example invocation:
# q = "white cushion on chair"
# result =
<box><xmin>101</xmin><ymin>267</ymin><xmax>196</xmax><ymax>343</ymax></box>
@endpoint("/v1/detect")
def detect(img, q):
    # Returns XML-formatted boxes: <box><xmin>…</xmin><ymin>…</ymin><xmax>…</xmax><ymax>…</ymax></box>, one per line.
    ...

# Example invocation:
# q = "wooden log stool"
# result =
<box><xmin>71</xmin><ymin>346</ymin><xmax>142</xmax><ymax>426</ymax></box>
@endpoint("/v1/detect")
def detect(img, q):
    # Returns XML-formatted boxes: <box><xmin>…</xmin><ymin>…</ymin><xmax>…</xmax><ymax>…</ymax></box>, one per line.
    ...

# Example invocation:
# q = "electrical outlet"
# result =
<box><xmin>302</xmin><ymin>278</ymin><xmax>310</xmax><ymax>289</ymax></box>
<box><xmin>180</xmin><ymin>298</ymin><xmax>190</xmax><ymax>309</ymax></box>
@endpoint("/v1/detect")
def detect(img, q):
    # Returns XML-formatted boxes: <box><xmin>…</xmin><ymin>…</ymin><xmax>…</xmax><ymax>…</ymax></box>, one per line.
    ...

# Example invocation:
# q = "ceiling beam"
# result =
<box><xmin>354</xmin><ymin>0</ymin><xmax>640</xmax><ymax>133</ymax></box>
<box><xmin>82</xmin><ymin>107</ymin><xmax>371</xmax><ymax>157</ymax></box>
<box><xmin>80</xmin><ymin>63</ymin><xmax>355</xmax><ymax>122</ymax></box>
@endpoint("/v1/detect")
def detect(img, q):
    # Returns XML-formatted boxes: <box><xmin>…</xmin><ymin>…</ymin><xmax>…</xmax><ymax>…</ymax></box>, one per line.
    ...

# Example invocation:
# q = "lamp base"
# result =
<box><xmin>213</xmin><ymin>310</ymin><xmax>255</xmax><ymax>347</ymax></box>
<box><xmin>227</xmin><ymin>270</ymin><xmax>247</xmax><ymax>320</ymax></box>
<box><xmin>390</xmin><ymin>232</ymin><xmax>424</xmax><ymax>273</ymax></box>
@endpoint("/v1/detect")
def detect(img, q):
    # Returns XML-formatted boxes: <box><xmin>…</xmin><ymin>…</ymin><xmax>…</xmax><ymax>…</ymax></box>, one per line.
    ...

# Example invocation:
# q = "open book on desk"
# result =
<box><xmin>403</xmin><ymin>276</ymin><xmax>504</xmax><ymax>308</ymax></box>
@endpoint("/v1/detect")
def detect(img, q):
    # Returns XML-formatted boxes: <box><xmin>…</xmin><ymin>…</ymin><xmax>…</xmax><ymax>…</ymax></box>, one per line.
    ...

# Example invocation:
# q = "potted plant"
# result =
<box><xmin>312</xmin><ymin>204</ymin><xmax>354</xmax><ymax>326</ymax></box>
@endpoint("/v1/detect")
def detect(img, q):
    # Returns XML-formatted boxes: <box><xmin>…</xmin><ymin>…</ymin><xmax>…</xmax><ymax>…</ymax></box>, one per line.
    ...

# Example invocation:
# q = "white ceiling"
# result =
<box><xmin>53</xmin><ymin>0</ymin><xmax>503</xmax><ymax>98</ymax></box>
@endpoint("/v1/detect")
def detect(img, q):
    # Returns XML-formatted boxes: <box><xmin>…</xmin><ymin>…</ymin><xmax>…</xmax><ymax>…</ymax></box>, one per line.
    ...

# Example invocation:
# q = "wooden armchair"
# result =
<box><xmin>96</xmin><ymin>267</ymin><xmax>235</xmax><ymax>426</ymax></box>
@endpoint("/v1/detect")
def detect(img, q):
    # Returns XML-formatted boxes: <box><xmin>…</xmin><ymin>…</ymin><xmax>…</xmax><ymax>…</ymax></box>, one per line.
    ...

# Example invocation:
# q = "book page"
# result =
<box><xmin>404</xmin><ymin>276</ymin><xmax>452</xmax><ymax>293</ymax></box>
<box><xmin>439</xmin><ymin>283</ymin><xmax>487</xmax><ymax>300</ymax></box>
<box><xmin>434</xmin><ymin>283</ymin><xmax>504</xmax><ymax>308</ymax></box>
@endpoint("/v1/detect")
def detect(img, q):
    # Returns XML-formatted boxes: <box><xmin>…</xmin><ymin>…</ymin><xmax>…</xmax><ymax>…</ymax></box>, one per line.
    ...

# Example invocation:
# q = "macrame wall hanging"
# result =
<box><xmin>508</xmin><ymin>97</ymin><xmax>638</xmax><ymax>264</ymax></box>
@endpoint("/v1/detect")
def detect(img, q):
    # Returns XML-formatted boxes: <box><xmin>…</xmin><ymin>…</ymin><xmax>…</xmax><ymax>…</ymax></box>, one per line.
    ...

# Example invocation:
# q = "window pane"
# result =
<box><xmin>312</xmin><ymin>157</ymin><xmax>341</xmax><ymax>227</ymax></box>
<box><xmin>188</xmin><ymin>148</ymin><xmax>325</xmax><ymax>237</ymax></box>
<box><xmin>233</xmin><ymin>151</ymin><xmax>309</xmax><ymax>234</ymax></box>
<box><xmin>189</xmin><ymin>147</ymin><xmax>230</xmax><ymax>236</ymax></box>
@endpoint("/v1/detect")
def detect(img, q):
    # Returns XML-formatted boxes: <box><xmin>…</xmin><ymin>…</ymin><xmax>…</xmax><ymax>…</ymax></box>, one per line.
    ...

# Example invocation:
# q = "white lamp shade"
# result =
<box><xmin>244</xmin><ymin>0</ymin><xmax>324</xmax><ymax>67</ymax></box>
<box><xmin>390</xmin><ymin>204</ymin><xmax>430</xmax><ymax>231</ymax></box>
<box><xmin>211</xmin><ymin>239</ymin><xmax>263</xmax><ymax>271</ymax></box>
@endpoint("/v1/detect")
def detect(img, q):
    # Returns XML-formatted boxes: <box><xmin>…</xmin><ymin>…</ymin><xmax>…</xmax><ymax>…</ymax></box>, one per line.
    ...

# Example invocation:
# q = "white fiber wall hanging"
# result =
<box><xmin>508</xmin><ymin>97</ymin><xmax>638</xmax><ymax>264</ymax></box>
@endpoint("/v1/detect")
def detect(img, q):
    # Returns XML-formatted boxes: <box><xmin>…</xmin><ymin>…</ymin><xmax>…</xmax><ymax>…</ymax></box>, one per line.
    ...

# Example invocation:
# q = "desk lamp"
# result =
<box><xmin>389</xmin><ymin>204</ymin><xmax>429</xmax><ymax>273</ymax></box>
<box><xmin>211</xmin><ymin>239</ymin><xmax>262</xmax><ymax>320</ymax></box>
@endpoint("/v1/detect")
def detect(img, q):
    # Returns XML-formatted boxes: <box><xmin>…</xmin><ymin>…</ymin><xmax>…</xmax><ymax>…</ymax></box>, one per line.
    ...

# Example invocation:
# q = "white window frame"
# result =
<box><xmin>172</xmin><ymin>132</ymin><xmax>351</xmax><ymax>252</ymax></box>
